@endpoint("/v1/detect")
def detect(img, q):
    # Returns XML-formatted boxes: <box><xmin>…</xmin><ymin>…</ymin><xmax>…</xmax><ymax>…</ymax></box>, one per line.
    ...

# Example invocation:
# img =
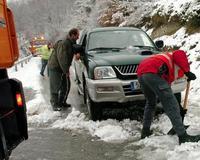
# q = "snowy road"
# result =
<box><xmin>10</xmin><ymin>128</ymin><xmax>136</xmax><ymax>160</ymax></box>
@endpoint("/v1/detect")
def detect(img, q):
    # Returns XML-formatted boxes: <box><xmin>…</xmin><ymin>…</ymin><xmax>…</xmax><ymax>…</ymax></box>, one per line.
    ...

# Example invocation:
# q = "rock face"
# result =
<box><xmin>96</xmin><ymin>0</ymin><xmax>200</xmax><ymax>38</ymax></box>
<box><xmin>97</xmin><ymin>1</ymin><xmax>128</xmax><ymax>27</ymax></box>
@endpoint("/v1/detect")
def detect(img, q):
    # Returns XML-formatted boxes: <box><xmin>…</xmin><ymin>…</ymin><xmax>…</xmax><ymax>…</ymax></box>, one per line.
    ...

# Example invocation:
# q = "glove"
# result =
<box><xmin>185</xmin><ymin>71</ymin><xmax>196</xmax><ymax>81</ymax></box>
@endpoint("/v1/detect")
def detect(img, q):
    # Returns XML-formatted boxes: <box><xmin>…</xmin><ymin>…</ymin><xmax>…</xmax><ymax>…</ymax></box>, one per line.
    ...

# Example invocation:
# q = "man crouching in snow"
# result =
<box><xmin>137</xmin><ymin>49</ymin><xmax>200</xmax><ymax>144</ymax></box>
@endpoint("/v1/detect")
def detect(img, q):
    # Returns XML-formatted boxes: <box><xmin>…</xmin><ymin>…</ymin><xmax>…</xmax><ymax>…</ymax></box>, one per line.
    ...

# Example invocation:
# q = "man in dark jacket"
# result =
<box><xmin>137</xmin><ymin>50</ymin><xmax>200</xmax><ymax>144</ymax></box>
<box><xmin>48</xmin><ymin>28</ymin><xmax>80</xmax><ymax>111</ymax></box>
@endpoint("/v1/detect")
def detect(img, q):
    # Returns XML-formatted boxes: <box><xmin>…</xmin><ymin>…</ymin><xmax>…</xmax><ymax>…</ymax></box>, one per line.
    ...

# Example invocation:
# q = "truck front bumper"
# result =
<box><xmin>86</xmin><ymin>78</ymin><xmax>187</xmax><ymax>103</ymax></box>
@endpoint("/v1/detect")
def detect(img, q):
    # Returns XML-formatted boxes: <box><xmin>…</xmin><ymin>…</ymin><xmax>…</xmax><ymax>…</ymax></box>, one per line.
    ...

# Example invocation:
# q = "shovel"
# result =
<box><xmin>167</xmin><ymin>81</ymin><xmax>191</xmax><ymax>135</ymax></box>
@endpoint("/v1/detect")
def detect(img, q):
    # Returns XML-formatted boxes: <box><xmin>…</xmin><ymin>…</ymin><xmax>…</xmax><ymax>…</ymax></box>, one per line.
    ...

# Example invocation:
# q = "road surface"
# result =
<box><xmin>10</xmin><ymin>69</ymin><xmax>144</xmax><ymax>160</ymax></box>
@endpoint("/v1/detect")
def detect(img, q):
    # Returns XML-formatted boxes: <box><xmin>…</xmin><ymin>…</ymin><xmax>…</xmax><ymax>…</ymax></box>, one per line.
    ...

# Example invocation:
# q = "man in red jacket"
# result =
<box><xmin>137</xmin><ymin>50</ymin><xmax>200</xmax><ymax>144</ymax></box>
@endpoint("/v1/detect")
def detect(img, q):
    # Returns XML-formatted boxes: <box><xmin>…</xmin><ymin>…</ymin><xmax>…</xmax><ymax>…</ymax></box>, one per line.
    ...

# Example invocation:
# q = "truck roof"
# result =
<box><xmin>88</xmin><ymin>27</ymin><xmax>142</xmax><ymax>33</ymax></box>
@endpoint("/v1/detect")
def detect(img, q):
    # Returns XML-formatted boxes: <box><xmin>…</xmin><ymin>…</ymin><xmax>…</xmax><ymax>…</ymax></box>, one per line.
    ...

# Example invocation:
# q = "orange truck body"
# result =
<box><xmin>29</xmin><ymin>44</ymin><xmax>36</xmax><ymax>55</ymax></box>
<box><xmin>0</xmin><ymin>0</ymin><xmax>19</xmax><ymax>68</ymax></box>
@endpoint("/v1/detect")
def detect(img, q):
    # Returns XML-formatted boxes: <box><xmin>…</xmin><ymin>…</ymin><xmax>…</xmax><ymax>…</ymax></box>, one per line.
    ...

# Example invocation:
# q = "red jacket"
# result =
<box><xmin>137</xmin><ymin>50</ymin><xmax>190</xmax><ymax>84</ymax></box>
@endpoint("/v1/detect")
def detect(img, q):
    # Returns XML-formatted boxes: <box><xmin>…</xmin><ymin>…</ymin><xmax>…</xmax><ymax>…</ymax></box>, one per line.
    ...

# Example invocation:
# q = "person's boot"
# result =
<box><xmin>58</xmin><ymin>95</ymin><xmax>71</xmax><ymax>108</ymax></box>
<box><xmin>53</xmin><ymin>106</ymin><xmax>62</xmax><ymax>111</ymax></box>
<box><xmin>51</xmin><ymin>102</ymin><xmax>62</xmax><ymax>111</ymax></box>
<box><xmin>40</xmin><ymin>72</ymin><xmax>44</xmax><ymax>76</ymax></box>
<box><xmin>179</xmin><ymin>132</ymin><xmax>200</xmax><ymax>144</ymax></box>
<box><xmin>61</xmin><ymin>101</ymin><xmax>71</xmax><ymax>108</ymax></box>
<box><xmin>141</xmin><ymin>128</ymin><xmax>153</xmax><ymax>139</ymax></box>
<box><xmin>50</xmin><ymin>94</ymin><xmax>61</xmax><ymax>111</ymax></box>
<box><xmin>168</xmin><ymin>125</ymin><xmax>189</xmax><ymax>135</ymax></box>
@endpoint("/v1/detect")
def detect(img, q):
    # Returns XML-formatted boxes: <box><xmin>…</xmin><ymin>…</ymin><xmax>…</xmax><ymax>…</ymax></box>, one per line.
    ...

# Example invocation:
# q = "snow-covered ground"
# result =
<box><xmin>8</xmin><ymin>27</ymin><xmax>200</xmax><ymax>159</ymax></box>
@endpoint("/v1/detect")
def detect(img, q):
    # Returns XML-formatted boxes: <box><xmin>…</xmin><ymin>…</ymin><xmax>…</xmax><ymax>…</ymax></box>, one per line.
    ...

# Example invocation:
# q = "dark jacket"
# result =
<box><xmin>48</xmin><ymin>38</ymin><xmax>75</xmax><ymax>73</ymax></box>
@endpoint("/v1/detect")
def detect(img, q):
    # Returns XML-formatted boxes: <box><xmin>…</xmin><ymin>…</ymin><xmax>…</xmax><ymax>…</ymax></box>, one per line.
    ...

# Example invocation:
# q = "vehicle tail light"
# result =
<box><xmin>16</xmin><ymin>93</ymin><xmax>23</xmax><ymax>107</ymax></box>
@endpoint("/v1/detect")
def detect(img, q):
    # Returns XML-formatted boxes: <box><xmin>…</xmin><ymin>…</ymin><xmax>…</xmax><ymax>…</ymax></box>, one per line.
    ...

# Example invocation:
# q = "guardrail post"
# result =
<box><xmin>14</xmin><ymin>54</ymin><xmax>32</xmax><ymax>72</ymax></box>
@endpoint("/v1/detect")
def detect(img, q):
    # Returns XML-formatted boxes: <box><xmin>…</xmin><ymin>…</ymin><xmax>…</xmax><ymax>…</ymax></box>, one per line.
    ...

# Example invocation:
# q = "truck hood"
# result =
<box><xmin>88</xmin><ymin>49</ymin><xmax>152</xmax><ymax>66</ymax></box>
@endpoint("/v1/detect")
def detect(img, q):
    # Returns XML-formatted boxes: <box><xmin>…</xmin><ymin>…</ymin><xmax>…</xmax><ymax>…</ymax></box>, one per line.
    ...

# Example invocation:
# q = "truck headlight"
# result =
<box><xmin>94</xmin><ymin>66</ymin><xmax>116</xmax><ymax>80</ymax></box>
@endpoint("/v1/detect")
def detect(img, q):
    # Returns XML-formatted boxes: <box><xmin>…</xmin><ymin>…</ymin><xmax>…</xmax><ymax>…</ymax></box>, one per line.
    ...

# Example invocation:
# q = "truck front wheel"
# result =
<box><xmin>85</xmin><ymin>86</ymin><xmax>102</xmax><ymax>121</ymax></box>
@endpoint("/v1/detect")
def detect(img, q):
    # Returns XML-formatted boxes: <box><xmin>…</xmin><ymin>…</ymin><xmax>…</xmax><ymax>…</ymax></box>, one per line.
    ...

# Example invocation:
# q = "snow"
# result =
<box><xmin>6</xmin><ymin>0</ymin><xmax>200</xmax><ymax>159</ymax></box>
<box><xmin>152</xmin><ymin>0</ymin><xmax>200</xmax><ymax>21</ymax></box>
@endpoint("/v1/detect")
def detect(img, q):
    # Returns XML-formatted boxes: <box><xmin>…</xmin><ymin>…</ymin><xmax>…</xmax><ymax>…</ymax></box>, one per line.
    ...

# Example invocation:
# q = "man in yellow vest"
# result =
<box><xmin>37</xmin><ymin>42</ymin><xmax>53</xmax><ymax>76</ymax></box>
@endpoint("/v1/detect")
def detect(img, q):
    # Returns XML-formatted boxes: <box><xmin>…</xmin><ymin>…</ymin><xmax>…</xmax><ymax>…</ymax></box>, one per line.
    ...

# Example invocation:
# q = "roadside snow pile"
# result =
<box><xmin>51</xmin><ymin>108</ymin><xmax>141</xmax><ymax>142</ymax></box>
<box><xmin>127</xmin><ymin>136</ymin><xmax>200</xmax><ymax>160</ymax></box>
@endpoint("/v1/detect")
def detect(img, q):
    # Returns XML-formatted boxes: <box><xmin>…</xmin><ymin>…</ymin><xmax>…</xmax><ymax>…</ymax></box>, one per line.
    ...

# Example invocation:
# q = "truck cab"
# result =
<box><xmin>0</xmin><ymin>0</ymin><xmax>28</xmax><ymax>159</ymax></box>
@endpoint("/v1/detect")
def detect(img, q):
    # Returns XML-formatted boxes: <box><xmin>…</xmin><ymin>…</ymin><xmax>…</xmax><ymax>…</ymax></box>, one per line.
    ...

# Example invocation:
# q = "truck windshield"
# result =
<box><xmin>87</xmin><ymin>30</ymin><xmax>155</xmax><ymax>51</ymax></box>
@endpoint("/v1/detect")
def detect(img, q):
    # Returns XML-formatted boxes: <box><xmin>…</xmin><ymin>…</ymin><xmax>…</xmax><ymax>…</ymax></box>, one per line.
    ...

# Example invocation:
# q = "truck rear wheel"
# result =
<box><xmin>0</xmin><ymin>69</ymin><xmax>8</xmax><ymax>79</ymax></box>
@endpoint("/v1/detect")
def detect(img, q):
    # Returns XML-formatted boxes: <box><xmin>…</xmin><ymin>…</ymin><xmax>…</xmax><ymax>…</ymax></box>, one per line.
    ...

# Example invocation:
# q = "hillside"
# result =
<box><xmin>71</xmin><ymin>0</ymin><xmax>200</xmax><ymax>37</ymax></box>
<box><xmin>8</xmin><ymin>0</ymin><xmax>200</xmax><ymax>41</ymax></box>
<box><xmin>69</xmin><ymin>0</ymin><xmax>200</xmax><ymax>61</ymax></box>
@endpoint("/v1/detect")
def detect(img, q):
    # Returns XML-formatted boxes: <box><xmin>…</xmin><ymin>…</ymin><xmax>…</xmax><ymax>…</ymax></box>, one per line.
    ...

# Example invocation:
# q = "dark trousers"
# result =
<box><xmin>138</xmin><ymin>73</ymin><xmax>185</xmax><ymax>136</ymax></box>
<box><xmin>40</xmin><ymin>59</ymin><xmax>48</xmax><ymax>75</ymax></box>
<box><xmin>59</xmin><ymin>74</ymin><xmax>71</xmax><ymax>104</ymax></box>
<box><xmin>49</xmin><ymin>68</ymin><xmax>71</xmax><ymax>109</ymax></box>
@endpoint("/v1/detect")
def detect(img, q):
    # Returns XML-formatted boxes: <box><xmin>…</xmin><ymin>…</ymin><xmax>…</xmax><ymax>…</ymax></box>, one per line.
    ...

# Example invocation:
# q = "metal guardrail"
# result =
<box><xmin>14</xmin><ymin>54</ymin><xmax>32</xmax><ymax>71</ymax></box>
<box><xmin>119</xmin><ymin>0</ymin><xmax>134</xmax><ymax>2</ymax></box>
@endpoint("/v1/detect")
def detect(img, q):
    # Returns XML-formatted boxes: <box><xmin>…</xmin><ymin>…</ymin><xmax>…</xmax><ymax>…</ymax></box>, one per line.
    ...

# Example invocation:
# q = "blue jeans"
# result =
<box><xmin>40</xmin><ymin>59</ymin><xmax>48</xmax><ymax>75</ymax></box>
<box><xmin>138</xmin><ymin>73</ymin><xmax>185</xmax><ymax>136</ymax></box>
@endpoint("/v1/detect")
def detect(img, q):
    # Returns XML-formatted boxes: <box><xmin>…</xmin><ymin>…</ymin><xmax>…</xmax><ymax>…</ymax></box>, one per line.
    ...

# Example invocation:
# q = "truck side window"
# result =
<box><xmin>82</xmin><ymin>35</ymin><xmax>87</xmax><ymax>49</ymax></box>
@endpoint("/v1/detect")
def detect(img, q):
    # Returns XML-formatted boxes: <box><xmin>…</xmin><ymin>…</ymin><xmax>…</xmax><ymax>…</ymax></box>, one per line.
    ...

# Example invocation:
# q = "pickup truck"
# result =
<box><xmin>73</xmin><ymin>27</ymin><xmax>186</xmax><ymax>120</ymax></box>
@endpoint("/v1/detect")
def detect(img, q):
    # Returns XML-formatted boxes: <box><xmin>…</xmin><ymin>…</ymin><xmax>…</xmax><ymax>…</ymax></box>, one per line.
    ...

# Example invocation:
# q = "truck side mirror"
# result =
<box><xmin>155</xmin><ymin>40</ymin><xmax>164</xmax><ymax>49</ymax></box>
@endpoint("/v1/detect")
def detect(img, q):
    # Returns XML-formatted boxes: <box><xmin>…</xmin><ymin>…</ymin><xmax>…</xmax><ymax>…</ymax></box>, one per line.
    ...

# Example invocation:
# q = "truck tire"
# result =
<box><xmin>85</xmin><ymin>85</ymin><xmax>102</xmax><ymax>121</ymax></box>
<box><xmin>0</xmin><ymin>69</ymin><xmax>8</xmax><ymax>79</ymax></box>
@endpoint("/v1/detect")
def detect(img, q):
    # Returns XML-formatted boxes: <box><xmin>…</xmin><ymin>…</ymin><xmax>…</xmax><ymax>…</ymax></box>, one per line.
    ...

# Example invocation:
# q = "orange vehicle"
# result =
<box><xmin>29</xmin><ymin>36</ymin><xmax>47</xmax><ymax>56</ymax></box>
<box><xmin>0</xmin><ymin>0</ymin><xmax>28</xmax><ymax>159</ymax></box>
<box><xmin>29</xmin><ymin>43</ymin><xmax>36</xmax><ymax>55</ymax></box>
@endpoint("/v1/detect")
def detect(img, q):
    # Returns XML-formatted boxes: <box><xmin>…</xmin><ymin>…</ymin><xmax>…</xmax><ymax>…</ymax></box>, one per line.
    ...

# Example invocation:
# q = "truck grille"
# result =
<box><xmin>114</xmin><ymin>64</ymin><xmax>138</xmax><ymax>75</ymax></box>
<box><xmin>123</xmin><ymin>84</ymin><xmax>142</xmax><ymax>96</ymax></box>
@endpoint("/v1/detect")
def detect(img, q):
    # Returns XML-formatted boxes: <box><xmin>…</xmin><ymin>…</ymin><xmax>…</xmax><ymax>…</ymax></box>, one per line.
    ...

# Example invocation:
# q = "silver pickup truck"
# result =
<box><xmin>73</xmin><ymin>27</ymin><xmax>186</xmax><ymax>120</ymax></box>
